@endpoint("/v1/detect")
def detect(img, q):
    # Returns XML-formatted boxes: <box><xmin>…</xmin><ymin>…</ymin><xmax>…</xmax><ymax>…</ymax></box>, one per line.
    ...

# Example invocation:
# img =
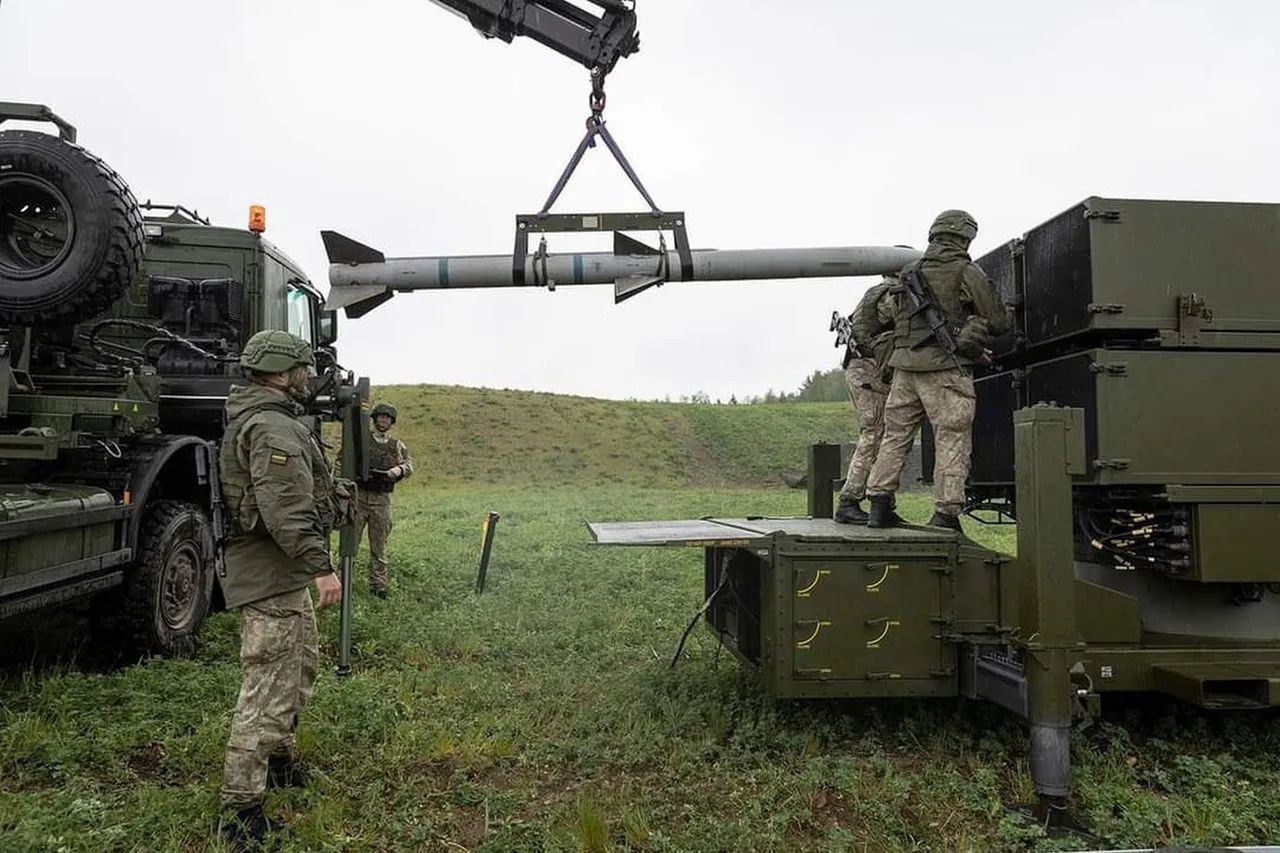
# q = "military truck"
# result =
<box><xmin>0</xmin><ymin>102</ymin><xmax>359</xmax><ymax>656</ymax></box>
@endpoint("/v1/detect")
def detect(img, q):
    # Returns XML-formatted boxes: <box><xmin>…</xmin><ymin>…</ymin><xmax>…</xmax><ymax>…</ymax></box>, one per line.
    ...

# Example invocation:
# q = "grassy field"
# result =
<box><xmin>2</xmin><ymin>387</ymin><xmax>1279</xmax><ymax>851</ymax></box>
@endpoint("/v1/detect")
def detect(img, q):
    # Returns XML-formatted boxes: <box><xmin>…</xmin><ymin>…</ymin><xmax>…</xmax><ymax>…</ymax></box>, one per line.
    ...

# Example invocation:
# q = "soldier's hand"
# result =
<box><xmin>315</xmin><ymin>572</ymin><xmax>343</xmax><ymax>608</ymax></box>
<box><xmin>388</xmin><ymin>465</ymin><xmax>403</xmax><ymax>480</ymax></box>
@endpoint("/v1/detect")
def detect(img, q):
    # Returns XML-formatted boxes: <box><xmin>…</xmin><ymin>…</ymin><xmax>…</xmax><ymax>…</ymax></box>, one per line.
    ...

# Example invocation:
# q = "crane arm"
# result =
<box><xmin>426</xmin><ymin>0</ymin><xmax>639</xmax><ymax>74</ymax></box>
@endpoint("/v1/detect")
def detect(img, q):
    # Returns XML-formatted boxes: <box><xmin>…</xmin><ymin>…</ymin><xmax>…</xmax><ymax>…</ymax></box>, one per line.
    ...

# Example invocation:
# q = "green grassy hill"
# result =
<box><xmin>8</xmin><ymin>387</ymin><xmax>1274</xmax><ymax>850</ymax></box>
<box><xmin>373</xmin><ymin>385</ymin><xmax>855</xmax><ymax>488</ymax></box>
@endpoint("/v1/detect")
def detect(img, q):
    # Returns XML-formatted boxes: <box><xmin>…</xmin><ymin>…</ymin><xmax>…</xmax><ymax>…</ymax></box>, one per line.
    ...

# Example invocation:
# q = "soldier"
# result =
<box><xmin>865</xmin><ymin>210</ymin><xmax>1009</xmax><ymax>531</ymax></box>
<box><xmin>355</xmin><ymin>401</ymin><xmax>413</xmax><ymax>598</ymax></box>
<box><xmin>833</xmin><ymin>274</ymin><xmax>897</xmax><ymax>524</ymax></box>
<box><xmin>217</xmin><ymin>330</ymin><xmax>343</xmax><ymax>847</ymax></box>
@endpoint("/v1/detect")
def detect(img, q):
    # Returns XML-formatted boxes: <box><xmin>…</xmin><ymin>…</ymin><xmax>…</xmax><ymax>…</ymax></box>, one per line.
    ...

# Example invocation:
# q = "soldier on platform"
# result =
<box><xmin>866</xmin><ymin>210</ymin><xmax>1009</xmax><ymax>531</ymax></box>
<box><xmin>834</xmin><ymin>274</ymin><xmax>897</xmax><ymax>524</ymax></box>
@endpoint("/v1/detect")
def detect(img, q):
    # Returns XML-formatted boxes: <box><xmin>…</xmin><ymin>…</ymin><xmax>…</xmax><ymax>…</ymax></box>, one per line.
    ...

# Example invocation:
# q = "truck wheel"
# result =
<box><xmin>102</xmin><ymin>500</ymin><xmax>215</xmax><ymax>657</ymax></box>
<box><xmin>0</xmin><ymin>130</ymin><xmax>144</xmax><ymax>326</ymax></box>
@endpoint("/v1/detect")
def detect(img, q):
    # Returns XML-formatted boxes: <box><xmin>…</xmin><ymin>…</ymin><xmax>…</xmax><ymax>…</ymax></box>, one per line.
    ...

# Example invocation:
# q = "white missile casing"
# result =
<box><xmin>322</xmin><ymin>231</ymin><xmax>921</xmax><ymax>315</ymax></box>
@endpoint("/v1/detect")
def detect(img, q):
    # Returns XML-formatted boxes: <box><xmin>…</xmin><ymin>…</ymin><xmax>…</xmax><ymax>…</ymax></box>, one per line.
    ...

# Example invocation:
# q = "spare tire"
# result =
<box><xmin>0</xmin><ymin>130</ymin><xmax>143</xmax><ymax>326</ymax></box>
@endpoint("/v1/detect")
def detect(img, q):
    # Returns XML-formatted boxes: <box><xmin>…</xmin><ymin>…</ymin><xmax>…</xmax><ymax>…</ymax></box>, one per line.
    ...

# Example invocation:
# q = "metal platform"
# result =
<box><xmin>586</xmin><ymin>517</ymin><xmax>957</xmax><ymax>547</ymax></box>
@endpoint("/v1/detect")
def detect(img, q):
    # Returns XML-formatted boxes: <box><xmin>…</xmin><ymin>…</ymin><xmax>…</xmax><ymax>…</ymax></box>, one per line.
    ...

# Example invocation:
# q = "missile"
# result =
<box><xmin>322</xmin><ymin>230</ymin><xmax>921</xmax><ymax>317</ymax></box>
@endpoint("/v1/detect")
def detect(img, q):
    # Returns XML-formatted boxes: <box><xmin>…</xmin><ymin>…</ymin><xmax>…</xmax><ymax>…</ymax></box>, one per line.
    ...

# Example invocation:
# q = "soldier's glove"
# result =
<box><xmin>956</xmin><ymin>317</ymin><xmax>993</xmax><ymax>360</ymax></box>
<box><xmin>330</xmin><ymin>477</ymin><xmax>359</xmax><ymax>527</ymax></box>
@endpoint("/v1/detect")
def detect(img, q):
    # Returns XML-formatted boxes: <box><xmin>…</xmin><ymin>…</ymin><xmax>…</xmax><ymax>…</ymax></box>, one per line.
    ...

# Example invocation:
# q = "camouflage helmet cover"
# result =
<box><xmin>371</xmin><ymin>402</ymin><xmax>398</xmax><ymax>423</ymax></box>
<box><xmin>928</xmin><ymin>209</ymin><xmax>978</xmax><ymax>241</ymax></box>
<box><xmin>239</xmin><ymin>329</ymin><xmax>315</xmax><ymax>373</ymax></box>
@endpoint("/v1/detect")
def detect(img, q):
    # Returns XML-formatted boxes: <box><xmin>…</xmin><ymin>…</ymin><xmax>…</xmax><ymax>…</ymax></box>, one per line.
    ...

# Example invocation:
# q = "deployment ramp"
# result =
<box><xmin>587</xmin><ymin>517</ymin><xmax>953</xmax><ymax>548</ymax></box>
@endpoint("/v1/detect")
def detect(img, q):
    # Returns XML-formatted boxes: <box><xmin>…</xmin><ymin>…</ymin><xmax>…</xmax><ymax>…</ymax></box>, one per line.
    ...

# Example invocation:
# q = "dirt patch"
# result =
<box><xmin>126</xmin><ymin>741</ymin><xmax>169</xmax><ymax>783</ymax></box>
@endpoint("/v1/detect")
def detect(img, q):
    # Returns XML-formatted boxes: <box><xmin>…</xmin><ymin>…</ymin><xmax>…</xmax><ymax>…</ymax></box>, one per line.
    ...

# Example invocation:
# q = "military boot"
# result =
<box><xmin>833</xmin><ymin>496</ymin><xmax>869</xmax><ymax>525</ymax></box>
<box><xmin>219</xmin><ymin>803</ymin><xmax>286</xmax><ymax>850</ymax></box>
<box><xmin>927</xmin><ymin>511</ymin><xmax>963</xmax><ymax>532</ymax></box>
<box><xmin>267</xmin><ymin>753</ymin><xmax>309</xmax><ymax>789</ymax></box>
<box><xmin>866</xmin><ymin>495</ymin><xmax>904</xmax><ymax>528</ymax></box>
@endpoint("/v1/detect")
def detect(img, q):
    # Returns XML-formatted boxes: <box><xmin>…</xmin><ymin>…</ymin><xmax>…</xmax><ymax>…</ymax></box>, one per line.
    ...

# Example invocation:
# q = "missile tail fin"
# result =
<box><xmin>613</xmin><ymin>231</ymin><xmax>661</xmax><ymax>256</ymax></box>
<box><xmin>322</xmin><ymin>230</ymin><xmax>386</xmax><ymax>265</ymax></box>
<box><xmin>614</xmin><ymin>275</ymin><xmax>664</xmax><ymax>303</ymax></box>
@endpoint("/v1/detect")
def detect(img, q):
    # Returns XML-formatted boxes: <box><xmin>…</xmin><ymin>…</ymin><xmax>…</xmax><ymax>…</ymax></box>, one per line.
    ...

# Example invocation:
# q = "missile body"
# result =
<box><xmin>322</xmin><ymin>231</ymin><xmax>921</xmax><ymax>316</ymax></box>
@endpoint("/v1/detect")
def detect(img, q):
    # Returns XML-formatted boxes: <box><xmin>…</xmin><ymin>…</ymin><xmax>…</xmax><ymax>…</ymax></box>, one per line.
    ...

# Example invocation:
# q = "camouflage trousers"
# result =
<box><xmin>220</xmin><ymin>586</ymin><xmax>318</xmax><ymax>810</ymax></box>
<box><xmin>839</xmin><ymin>357</ymin><xmax>889</xmax><ymax>501</ymax></box>
<box><xmin>356</xmin><ymin>491</ymin><xmax>394</xmax><ymax>592</ymax></box>
<box><xmin>867</xmin><ymin>367</ymin><xmax>976</xmax><ymax>516</ymax></box>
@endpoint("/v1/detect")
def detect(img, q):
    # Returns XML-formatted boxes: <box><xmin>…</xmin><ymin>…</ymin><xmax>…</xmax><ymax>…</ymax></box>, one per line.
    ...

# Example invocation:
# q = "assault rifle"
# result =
<box><xmin>898</xmin><ymin>264</ymin><xmax>963</xmax><ymax>369</ymax></box>
<box><xmin>829</xmin><ymin>311</ymin><xmax>861</xmax><ymax>369</ymax></box>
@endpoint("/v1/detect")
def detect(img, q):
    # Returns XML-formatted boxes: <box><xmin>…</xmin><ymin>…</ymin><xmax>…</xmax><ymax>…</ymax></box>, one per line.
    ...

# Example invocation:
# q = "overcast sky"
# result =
<box><xmin>3</xmin><ymin>1</ymin><xmax>1277</xmax><ymax>400</ymax></box>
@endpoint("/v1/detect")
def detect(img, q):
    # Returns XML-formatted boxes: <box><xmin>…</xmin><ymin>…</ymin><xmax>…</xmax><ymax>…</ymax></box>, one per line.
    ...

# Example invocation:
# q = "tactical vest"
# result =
<box><xmin>360</xmin><ymin>433</ymin><xmax>400</xmax><ymax>493</ymax></box>
<box><xmin>221</xmin><ymin>399</ymin><xmax>332</xmax><ymax>534</ymax></box>
<box><xmin>892</xmin><ymin>261</ymin><xmax>971</xmax><ymax>352</ymax></box>
<box><xmin>222</xmin><ymin>399</ymin><xmax>297</xmax><ymax>535</ymax></box>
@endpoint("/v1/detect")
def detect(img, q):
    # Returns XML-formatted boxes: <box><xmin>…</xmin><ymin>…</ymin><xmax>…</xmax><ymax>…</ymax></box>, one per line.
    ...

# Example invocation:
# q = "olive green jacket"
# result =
<box><xmin>219</xmin><ymin>384</ymin><xmax>334</xmax><ymax>609</ymax></box>
<box><xmin>879</xmin><ymin>236</ymin><xmax>1010</xmax><ymax>372</ymax></box>
<box><xmin>850</xmin><ymin>279</ymin><xmax>896</xmax><ymax>374</ymax></box>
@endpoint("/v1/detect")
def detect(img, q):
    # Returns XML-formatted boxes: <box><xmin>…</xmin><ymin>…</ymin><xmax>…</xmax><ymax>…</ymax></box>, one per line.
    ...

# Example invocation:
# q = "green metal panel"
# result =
<box><xmin>1152</xmin><ymin>662</ymin><xmax>1280</xmax><ymax>709</ymax></box>
<box><xmin>1020</xmin><ymin>198</ymin><xmax>1280</xmax><ymax>350</ymax></box>
<box><xmin>1073</xmin><ymin>580</ymin><xmax>1141</xmax><ymax>644</ymax></box>
<box><xmin>1193</xmin><ymin>504</ymin><xmax>1280</xmax><ymax>583</ymax></box>
<box><xmin>1084</xmin><ymin>198</ymin><xmax>1280</xmax><ymax>337</ymax></box>
<box><xmin>950</xmin><ymin>543</ymin><xmax>1007</xmax><ymax>634</ymax></box>
<box><xmin>788</xmin><ymin>555</ymin><xmax>950</xmax><ymax>684</ymax></box>
<box><xmin>1074</xmin><ymin>349</ymin><xmax>1280</xmax><ymax>485</ymax></box>
<box><xmin>0</xmin><ymin>485</ymin><xmax>120</xmax><ymax>587</ymax></box>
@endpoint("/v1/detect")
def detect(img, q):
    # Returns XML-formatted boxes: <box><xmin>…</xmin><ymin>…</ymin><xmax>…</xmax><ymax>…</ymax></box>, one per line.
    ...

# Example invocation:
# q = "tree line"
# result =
<box><xmin>657</xmin><ymin>368</ymin><xmax>849</xmax><ymax>405</ymax></box>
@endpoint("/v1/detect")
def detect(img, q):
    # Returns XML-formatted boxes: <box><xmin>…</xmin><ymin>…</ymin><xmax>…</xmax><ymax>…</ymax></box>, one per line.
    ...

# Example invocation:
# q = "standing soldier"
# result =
<box><xmin>356</xmin><ymin>402</ymin><xmax>413</xmax><ymax>598</ymax></box>
<box><xmin>217</xmin><ymin>330</ymin><xmax>343</xmax><ymax>847</ymax></box>
<box><xmin>834</xmin><ymin>274</ymin><xmax>897</xmax><ymax>524</ymax></box>
<box><xmin>865</xmin><ymin>210</ymin><xmax>1009</xmax><ymax>531</ymax></box>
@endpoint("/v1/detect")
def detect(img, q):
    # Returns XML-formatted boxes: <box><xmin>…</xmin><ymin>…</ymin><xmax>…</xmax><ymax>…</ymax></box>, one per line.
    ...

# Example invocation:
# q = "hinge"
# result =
<box><xmin>1083</xmin><ymin>208</ymin><xmax>1121</xmax><ymax>222</ymax></box>
<box><xmin>865</xmin><ymin>671</ymin><xmax>902</xmax><ymax>681</ymax></box>
<box><xmin>1094</xmin><ymin>458</ymin><xmax>1131</xmax><ymax>471</ymax></box>
<box><xmin>1089</xmin><ymin>362</ymin><xmax>1128</xmax><ymax>376</ymax></box>
<box><xmin>930</xmin><ymin>668</ymin><xmax>955</xmax><ymax>678</ymax></box>
<box><xmin>929</xmin><ymin>614</ymin><xmax>953</xmax><ymax>626</ymax></box>
<box><xmin>1087</xmin><ymin>303</ymin><xmax>1125</xmax><ymax>314</ymax></box>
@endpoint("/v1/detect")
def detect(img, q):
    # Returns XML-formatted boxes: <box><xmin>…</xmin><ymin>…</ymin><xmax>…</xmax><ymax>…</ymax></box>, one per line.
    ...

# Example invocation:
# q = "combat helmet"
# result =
<box><xmin>928</xmin><ymin>209</ymin><xmax>978</xmax><ymax>242</ymax></box>
<box><xmin>370</xmin><ymin>402</ymin><xmax>398</xmax><ymax>424</ymax></box>
<box><xmin>239</xmin><ymin>330</ymin><xmax>315</xmax><ymax>374</ymax></box>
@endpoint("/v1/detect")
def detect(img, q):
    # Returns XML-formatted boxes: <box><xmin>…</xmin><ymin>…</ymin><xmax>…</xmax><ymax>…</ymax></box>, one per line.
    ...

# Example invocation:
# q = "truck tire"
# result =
<box><xmin>0</xmin><ymin>130</ymin><xmax>144</xmax><ymax>326</ymax></box>
<box><xmin>99</xmin><ymin>500</ymin><xmax>216</xmax><ymax>657</ymax></box>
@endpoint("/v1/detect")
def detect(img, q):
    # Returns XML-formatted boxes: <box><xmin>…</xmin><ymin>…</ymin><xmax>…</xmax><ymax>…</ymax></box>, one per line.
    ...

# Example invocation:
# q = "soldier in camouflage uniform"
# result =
<box><xmin>834</xmin><ymin>275</ymin><xmax>897</xmax><ymax>524</ymax></box>
<box><xmin>355</xmin><ymin>402</ymin><xmax>413</xmax><ymax>598</ymax></box>
<box><xmin>865</xmin><ymin>210</ymin><xmax>1009</xmax><ymax>531</ymax></box>
<box><xmin>217</xmin><ymin>330</ymin><xmax>344</xmax><ymax>848</ymax></box>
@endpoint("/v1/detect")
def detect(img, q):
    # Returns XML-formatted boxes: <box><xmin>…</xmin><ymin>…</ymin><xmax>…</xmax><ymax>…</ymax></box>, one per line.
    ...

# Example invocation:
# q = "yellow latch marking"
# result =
<box><xmin>866</xmin><ymin>620</ymin><xmax>901</xmax><ymax>648</ymax></box>
<box><xmin>796</xmin><ymin>569</ymin><xmax>830</xmax><ymax>597</ymax></box>
<box><xmin>112</xmin><ymin>402</ymin><xmax>121</xmax><ymax>412</ymax></box>
<box><xmin>796</xmin><ymin>620</ymin><xmax>831</xmax><ymax>650</ymax></box>
<box><xmin>865</xmin><ymin>563</ymin><xmax>898</xmax><ymax>593</ymax></box>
